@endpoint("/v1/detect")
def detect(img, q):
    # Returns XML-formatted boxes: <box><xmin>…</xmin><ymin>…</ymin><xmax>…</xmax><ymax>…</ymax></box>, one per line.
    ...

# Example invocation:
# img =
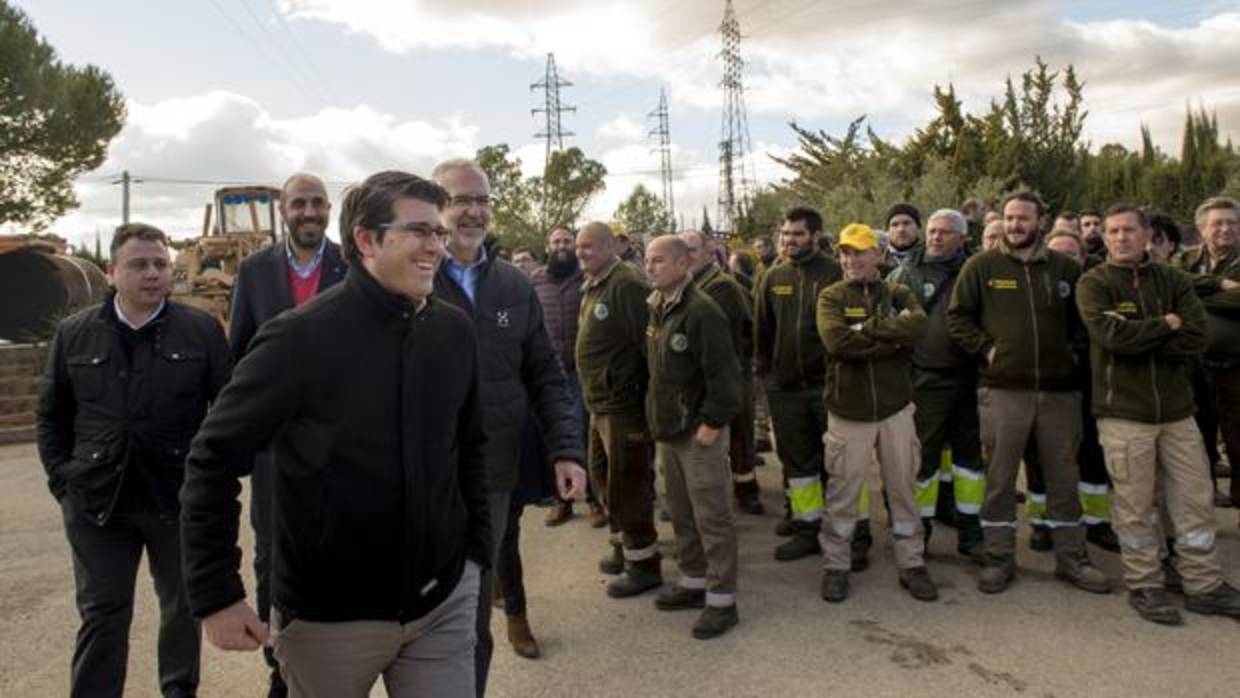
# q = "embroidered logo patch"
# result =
<box><xmin>1114</xmin><ymin>301</ymin><xmax>1138</xmax><ymax>315</ymax></box>
<box><xmin>843</xmin><ymin>307</ymin><xmax>868</xmax><ymax>319</ymax></box>
<box><xmin>496</xmin><ymin>311</ymin><xmax>510</xmax><ymax>327</ymax></box>
<box><xmin>594</xmin><ymin>302</ymin><xmax>609</xmax><ymax>320</ymax></box>
<box><xmin>1058</xmin><ymin>280</ymin><xmax>1071</xmax><ymax>299</ymax></box>
<box><xmin>670</xmin><ymin>333</ymin><xmax>689</xmax><ymax>352</ymax></box>
<box><xmin>988</xmin><ymin>279</ymin><xmax>1018</xmax><ymax>290</ymax></box>
<box><xmin>923</xmin><ymin>282</ymin><xmax>936</xmax><ymax>298</ymax></box>
<box><xmin>772</xmin><ymin>285</ymin><xmax>794</xmax><ymax>296</ymax></box>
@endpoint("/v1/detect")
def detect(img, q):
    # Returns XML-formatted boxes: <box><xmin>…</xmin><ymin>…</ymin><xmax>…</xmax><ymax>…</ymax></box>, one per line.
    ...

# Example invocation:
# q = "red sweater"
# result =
<box><xmin>289</xmin><ymin>264</ymin><xmax>323</xmax><ymax>307</ymax></box>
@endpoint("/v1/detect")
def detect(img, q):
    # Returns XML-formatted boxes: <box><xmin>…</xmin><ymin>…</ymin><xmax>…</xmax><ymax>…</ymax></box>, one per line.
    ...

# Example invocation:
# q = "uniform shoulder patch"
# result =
<box><xmin>1057</xmin><ymin>280</ymin><xmax>1071</xmax><ymax>299</ymax></box>
<box><xmin>594</xmin><ymin>302</ymin><xmax>610</xmax><ymax>320</ymax></box>
<box><xmin>670</xmin><ymin>333</ymin><xmax>689</xmax><ymax>352</ymax></box>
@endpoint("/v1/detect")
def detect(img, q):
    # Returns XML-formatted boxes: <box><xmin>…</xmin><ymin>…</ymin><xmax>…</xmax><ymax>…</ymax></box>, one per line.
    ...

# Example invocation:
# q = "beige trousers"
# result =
<box><xmin>1097</xmin><ymin>417</ymin><xmax>1224</xmax><ymax>595</ymax></box>
<box><xmin>820</xmin><ymin>404</ymin><xmax>924</xmax><ymax>571</ymax></box>
<box><xmin>656</xmin><ymin>426</ymin><xmax>739</xmax><ymax>605</ymax></box>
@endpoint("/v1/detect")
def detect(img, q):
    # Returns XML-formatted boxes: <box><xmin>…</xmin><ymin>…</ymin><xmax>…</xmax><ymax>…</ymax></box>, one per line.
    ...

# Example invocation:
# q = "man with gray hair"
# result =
<box><xmin>431</xmin><ymin>158</ymin><xmax>587</xmax><ymax>696</ymax></box>
<box><xmin>888</xmin><ymin>209</ymin><xmax>984</xmax><ymax>561</ymax></box>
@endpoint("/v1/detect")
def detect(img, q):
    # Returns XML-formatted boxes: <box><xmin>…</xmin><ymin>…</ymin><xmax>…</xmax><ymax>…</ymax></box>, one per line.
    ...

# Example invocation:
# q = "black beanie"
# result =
<box><xmin>886</xmin><ymin>203</ymin><xmax>921</xmax><ymax>229</ymax></box>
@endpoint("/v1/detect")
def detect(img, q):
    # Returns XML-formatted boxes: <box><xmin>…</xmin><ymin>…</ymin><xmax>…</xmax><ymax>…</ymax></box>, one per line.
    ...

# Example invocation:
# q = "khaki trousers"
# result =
<box><xmin>1097</xmin><ymin>417</ymin><xmax>1224</xmax><ymax>594</ymax></box>
<box><xmin>979</xmin><ymin>388</ymin><xmax>1085</xmax><ymax>559</ymax></box>
<box><xmin>273</xmin><ymin>561</ymin><xmax>480</xmax><ymax>698</ymax></box>
<box><xmin>820</xmin><ymin>404</ymin><xmax>924</xmax><ymax>571</ymax></box>
<box><xmin>657</xmin><ymin>427</ymin><xmax>738</xmax><ymax>605</ymax></box>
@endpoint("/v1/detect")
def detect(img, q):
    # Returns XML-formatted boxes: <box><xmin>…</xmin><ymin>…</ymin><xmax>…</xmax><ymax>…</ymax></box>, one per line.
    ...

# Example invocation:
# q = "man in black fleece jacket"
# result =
<box><xmin>181</xmin><ymin>171</ymin><xmax>491</xmax><ymax>697</ymax></box>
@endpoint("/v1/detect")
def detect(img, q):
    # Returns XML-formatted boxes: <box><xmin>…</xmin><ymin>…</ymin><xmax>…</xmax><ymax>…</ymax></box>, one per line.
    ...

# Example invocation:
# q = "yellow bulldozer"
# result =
<box><xmin>170</xmin><ymin>186</ymin><xmax>280</xmax><ymax>327</ymax></box>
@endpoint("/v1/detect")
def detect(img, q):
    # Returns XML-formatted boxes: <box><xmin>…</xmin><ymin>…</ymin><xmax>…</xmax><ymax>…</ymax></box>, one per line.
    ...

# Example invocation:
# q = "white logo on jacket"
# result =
<box><xmin>497</xmin><ymin>311</ymin><xmax>510</xmax><ymax>328</ymax></box>
<box><xmin>594</xmin><ymin>302</ymin><xmax>609</xmax><ymax>320</ymax></box>
<box><xmin>670</xmin><ymin>333</ymin><xmax>689</xmax><ymax>352</ymax></box>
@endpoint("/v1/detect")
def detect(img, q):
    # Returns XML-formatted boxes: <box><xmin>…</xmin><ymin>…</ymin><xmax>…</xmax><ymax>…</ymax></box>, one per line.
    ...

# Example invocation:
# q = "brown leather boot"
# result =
<box><xmin>506</xmin><ymin>613</ymin><xmax>541</xmax><ymax>659</ymax></box>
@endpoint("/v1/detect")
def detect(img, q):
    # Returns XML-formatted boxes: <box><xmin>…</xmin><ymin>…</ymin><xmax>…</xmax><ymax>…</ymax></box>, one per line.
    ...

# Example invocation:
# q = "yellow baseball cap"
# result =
<box><xmin>837</xmin><ymin>223</ymin><xmax>878</xmax><ymax>251</ymax></box>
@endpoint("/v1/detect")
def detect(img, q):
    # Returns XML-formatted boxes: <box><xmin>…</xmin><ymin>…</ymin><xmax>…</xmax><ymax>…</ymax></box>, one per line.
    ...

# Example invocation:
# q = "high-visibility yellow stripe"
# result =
<box><xmin>789</xmin><ymin>477</ymin><xmax>824</xmax><ymax>521</ymax></box>
<box><xmin>915</xmin><ymin>476</ymin><xmax>938</xmax><ymax>518</ymax></box>
<box><xmin>858</xmin><ymin>481</ymin><xmax>871</xmax><ymax>519</ymax></box>
<box><xmin>1079</xmin><ymin>483</ymin><xmax>1110</xmax><ymax>524</ymax></box>
<box><xmin>1025</xmin><ymin>492</ymin><xmax>1047</xmax><ymax>525</ymax></box>
<box><xmin>953</xmin><ymin>465</ymin><xmax>985</xmax><ymax>514</ymax></box>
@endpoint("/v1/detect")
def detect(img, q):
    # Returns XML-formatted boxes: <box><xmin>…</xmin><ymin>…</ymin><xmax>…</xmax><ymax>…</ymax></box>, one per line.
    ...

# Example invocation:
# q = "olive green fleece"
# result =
<box><xmin>576</xmin><ymin>258</ymin><xmax>651</xmax><ymax>414</ymax></box>
<box><xmin>817</xmin><ymin>278</ymin><xmax>927</xmax><ymax>422</ymax></box>
<box><xmin>753</xmin><ymin>250</ymin><xmax>842</xmax><ymax>388</ymax></box>
<box><xmin>645</xmin><ymin>280</ymin><xmax>743</xmax><ymax>440</ymax></box>
<box><xmin>694</xmin><ymin>263</ymin><xmax>754</xmax><ymax>363</ymax></box>
<box><xmin>1077</xmin><ymin>258</ymin><xmax>1208</xmax><ymax>424</ymax></box>
<box><xmin>946</xmin><ymin>242</ymin><xmax>1084</xmax><ymax>391</ymax></box>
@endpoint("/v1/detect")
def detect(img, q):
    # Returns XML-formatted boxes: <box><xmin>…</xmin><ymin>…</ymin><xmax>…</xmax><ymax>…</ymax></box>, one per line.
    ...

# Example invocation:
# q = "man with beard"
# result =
<box><xmin>431</xmin><ymin>159</ymin><xmax>586</xmax><ymax>697</ymax></box>
<box><xmin>681</xmin><ymin>230</ymin><xmax>762</xmax><ymax>515</ymax></box>
<box><xmin>947</xmin><ymin>191</ymin><xmax>1110</xmax><ymax>595</ymax></box>
<box><xmin>888</xmin><ymin>209</ymin><xmax>985</xmax><ymax>562</ymax></box>
<box><xmin>1080</xmin><ymin>209</ymin><xmax>1105</xmax><ymax>257</ymax></box>
<box><xmin>880</xmin><ymin>203</ymin><xmax>924</xmax><ymax>276</ymax></box>
<box><xmin>1175</xmin><ymin>197</ymin><xmax>1240</xmax><ymax>510</ymax></box>
<box><xmin>227</xmin><ymin>172</ymin><xmax>346</xmax><ymax>697</ymax></box>
<box><xmin>754</xmin><ymin>208</ymin><xmax>865</xmax><ymax>563</ymax></box>
<box><xmin>536</xmin><ymin>226</ymin><xmax>607</xmax><ymax>528</ymax></box>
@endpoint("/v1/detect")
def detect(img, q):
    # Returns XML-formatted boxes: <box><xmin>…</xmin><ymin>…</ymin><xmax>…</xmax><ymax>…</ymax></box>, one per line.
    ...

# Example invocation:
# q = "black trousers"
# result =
<box><xmin>496</xmin><ymin>499</ymin><xmax>528</xmax><ymax>616</ymax></box>
<box><xmin>62</xmin><ymin>497</ymin><xmax>200</xmax><ymax>698</ymax></box>
<box><xmin>250</xmin><ymin>448</ymin><xmax>281</xmax><ymax>677</ymax></box>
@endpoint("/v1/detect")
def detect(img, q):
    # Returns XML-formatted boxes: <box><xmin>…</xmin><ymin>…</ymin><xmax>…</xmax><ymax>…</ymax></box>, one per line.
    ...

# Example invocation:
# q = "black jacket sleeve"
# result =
<box><xmin>521</xmin><ymin>285</ymin><xmax>585</xmax><ymax>467</ymax></box>
<box><xmin>35</xmin><ymin>325</ymin><xmax>75</xmax><ymax>500</ymax></box>
<box><xmin>180</xmin><ymin>313</ymin><xmax>304</xmax><ymax>618</ymax></box>
<box><xmin>458</xmin><ymin>336</ymin><xmax>493</xmax><ymax>569</ymax></box>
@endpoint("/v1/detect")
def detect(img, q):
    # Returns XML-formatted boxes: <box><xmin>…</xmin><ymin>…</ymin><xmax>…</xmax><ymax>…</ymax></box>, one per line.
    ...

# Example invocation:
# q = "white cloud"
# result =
<box><xmin>54</xmin><ymin>91</ymin><xmax>480</xmax><ymax>245</ymax></box>
<box><xmin>280</xmin><ymin>0</ymin><xmax>1240</xmax><ymax>151</ymax></box>
<box><xmin>596</xmin><ymin>114</ymin><xmax>646</xmax><ymax>142</ymax></box>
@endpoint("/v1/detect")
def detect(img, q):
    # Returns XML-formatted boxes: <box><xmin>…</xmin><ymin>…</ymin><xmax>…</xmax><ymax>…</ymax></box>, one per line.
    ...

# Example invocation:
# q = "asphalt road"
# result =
<box><xmin>2</xmin><ymin>441</ymin><xmax>1238</xmax><ymax>697</ymax></box>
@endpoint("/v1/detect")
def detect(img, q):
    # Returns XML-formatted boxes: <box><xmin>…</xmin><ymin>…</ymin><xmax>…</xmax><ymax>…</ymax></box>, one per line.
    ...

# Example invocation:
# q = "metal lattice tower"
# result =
<box><xmin>648</xmin><ymin>89</ymin><xmax>675</xmax><ymax>228</ymax></box>
<box><xmin>530</xmin><ymin>53</ymin><xmax>576</xmax><ymax>173</ymax></box>
<box><xmin>716</xmin><ymin>0</ymin><xmax>754</xmax><ymax>233</ymax></box>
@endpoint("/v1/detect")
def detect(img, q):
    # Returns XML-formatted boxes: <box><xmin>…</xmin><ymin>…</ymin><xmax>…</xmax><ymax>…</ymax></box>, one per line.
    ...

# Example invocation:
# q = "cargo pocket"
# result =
<box><xmin>1099</xmin><ymin>436</ymin><xmax>1129</xmax><ymax>483</ymax></box>
<box><xmin>823</xmin><ymin>432</ymin><xmax>847</xmax><ymax>478</ymax></box>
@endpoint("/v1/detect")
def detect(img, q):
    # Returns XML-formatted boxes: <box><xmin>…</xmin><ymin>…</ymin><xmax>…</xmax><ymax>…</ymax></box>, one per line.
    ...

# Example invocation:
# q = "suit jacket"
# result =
<box><xmin>228</xmin><ymin>239</ymin><xmax>347</xmax><ymax>360</ymax></box>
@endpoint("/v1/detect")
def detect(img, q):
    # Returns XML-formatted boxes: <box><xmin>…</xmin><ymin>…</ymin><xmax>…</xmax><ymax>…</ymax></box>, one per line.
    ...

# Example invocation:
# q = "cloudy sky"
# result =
<box><xmin>14</xmin><ymin>0</ymin><xmax>1240</xmax><ymax>246</ymax></box>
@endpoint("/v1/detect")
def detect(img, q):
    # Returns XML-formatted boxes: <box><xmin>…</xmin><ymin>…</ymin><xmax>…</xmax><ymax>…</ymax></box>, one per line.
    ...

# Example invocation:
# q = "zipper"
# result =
<box><xmin>795</xmin><ymin>266</ymin><xmax>804</xmax><ymax>384</ymax></box>
<box><xmin>1131</xmin><ymin>268</ymin><xmax>1162</xmax><ymax>422</ymax></box>
<box><xmin>1023</xmin><ymin>265</ymin><xmax>1041</xmax><ymax>390</ymax></box>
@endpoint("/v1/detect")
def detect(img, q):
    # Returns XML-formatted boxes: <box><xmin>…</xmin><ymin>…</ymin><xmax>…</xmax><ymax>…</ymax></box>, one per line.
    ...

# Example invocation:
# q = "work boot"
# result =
<box><xmin>1128</xmin><ymin>589</ymin><xmax>1183</xmax><ymax>626</ymax></box>
<box><xmin>774</xmin><ymin>522</ymin><xmax>821</xmax><ymax>561</ymax></box>
<box><xmin>1028</xmin><ymin>525</ymin><xmax>1052</xmax><ymax>552</ymax></box>
<box><xmin>692</xmin><ymin>604</ymin><xmax>739</xmax><ymax>640</ymax></box>
<box><xmin>956</xmin><ymin>514</ymin><xmax>985</xmax><ymax>564</ymax></box>
<box><xmin>654</xmin><ymin>585</ymin><xmax>706</xmax><ymax>611</ymax></box>
<box><xmin>544</xmin><ymin>501</ymin><xmax>573</xmax><ymax>527</ymax></box>
<box><xmin>736</xmin><ymin>491</ymin><xmax>766</xmax><ymax>515</ymax></box>
<box><xmin>899</xmin><ymin>566</ymin><xmax>940</xmax><ymax>602</ymax></box>
<box><xmin>598</xmin><ymin>544</ymin><xmax>624</xmax><ymax>575</ymax></box>
<box><xmin>606</xmin><ymin>561</ymin><xmax>663</xmax><ymax>599</ymax></box>
<box><xmin>774</xmin><ymin>515</ymin><xmax>797</xmax><ymax>537</ymax></box>
<box><xmin>586</xmin><ymin>502</ymin><xmax>608</xmax><ymax>529</ymax></box>
<box><xmin>506</xmin><ymin>613</ymin><xmax>541</xmax><ymax>659</ymax></box>
<box><xmin>977</xmin><ymin>555</ymin><xmax>1015</xmax><ymax>594</ymax></box>
<box><xmin>851</xmin><ymin>520</ymin><xmax>873</xmax><ymax>572</ymax></box>
<box><xmin>1185</xmin><ymin>581</ymin><xmax>1240</xmax><ymax>618</ymax></box>
<box><xmin>1086</xmin><ymin>522</ymin><xmax>1121</xmax><ymax>553</ymax></box>
<box><xmin>1163</xmin><ymin>557</ymin><xmax>1184</xmax><ymax>594</ymax></box>
<box><xmin>1054</xmin><ymin>551</ymin><xmax>1112</xmax><ymax>594</ymax></box>
<box><xmin>820</xmin><ymin>569</ymin><xmax>850</xmax><ymax>603</ymax></box>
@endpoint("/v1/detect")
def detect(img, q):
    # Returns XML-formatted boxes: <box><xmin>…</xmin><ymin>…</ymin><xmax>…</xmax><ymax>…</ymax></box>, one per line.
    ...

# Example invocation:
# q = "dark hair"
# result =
<box><xmin>1079</xmin><ymin>208</ymin><xmax>1102</xmax><ymax>219</ymax></box>
<box><xmin>784</xmin><ymin>207</ymin><xmax>823</xmax><ymax>234</ymax></box>
<box><xmin>338</xmin><ymin>171</ymin><xmax>449</xmax><ymax>265</ymax></box>
<box><xmin>1104</xmin><ymin>203</ymin><xmax>1149</xmax><ymax>229</ymax></box>
<box><xmin>729</xmin><ymin>250</ymin><xmax>755</xmax><ymax>277</ymax></box>
<box><xmin>754</xmin><ymin>235</ymin><xmax>774</xmax><ymax>247</ymax></box>
<box><xmin>1001</xmin><ymin>191</ymin><xmax>1046</xmax><ymax>218</ymax></box>
<box><xmin>110</xmin><ymin>222</ymin><xmax>168</xmax><ymax>257</ymax></box>
<box><xmin>1056</xmin><ymin>210</ymin><xmax>1079</xmax><ymax>222</ymax></box>
<box><xmin>1145</xmin><ymin>208</ymin><xmax>1181</xmax><ymax>248</ymax></box>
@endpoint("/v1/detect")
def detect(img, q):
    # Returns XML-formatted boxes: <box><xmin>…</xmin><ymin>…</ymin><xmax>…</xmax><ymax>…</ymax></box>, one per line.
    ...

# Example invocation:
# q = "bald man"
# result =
<box><xmin>575</xmin><ymin>222</ymin><xmax>664</xmax><ymax>598</ymax></box>
<box><xmin>227</xmin><ymin>172</ymin><xmax>348</xmax><ymax>697</ymax></box>
<box><xmin>644</xmin><ymin>235</ymin><xmax>743</xmax><ymax>638</ymax></box>
<box><xmin>681</xmin><ymin>231</ymin><xmax>763</xmax><ymax>515</ymax></box>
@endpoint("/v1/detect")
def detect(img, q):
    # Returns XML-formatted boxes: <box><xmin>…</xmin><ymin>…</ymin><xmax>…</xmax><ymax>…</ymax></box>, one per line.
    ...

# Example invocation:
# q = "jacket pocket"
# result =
<box><xmin>66</xmin><ymin>353</ymin><xmax>109</xmax><ymax>401</ymax></box>
<box><xmin>159</xmin><ymin>349</ymin><xmax>206</xmax><ymax>397</ymax></box>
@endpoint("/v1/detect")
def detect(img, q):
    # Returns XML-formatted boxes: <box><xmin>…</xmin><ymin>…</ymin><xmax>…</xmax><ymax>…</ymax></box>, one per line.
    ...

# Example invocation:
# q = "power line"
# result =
<box><xmin>648</xmin><ymin>88</ymin><xmax>676</xmax><ymax>223</ymax></box>
<box><xmin>266</xmin><ymin>0</ymin><xmax>344</xmax><ymax>103</ymax></box>
<box><xmin>718</xmin><ymin>0</ymin><xmax>756</xmax><ymax>231</ymax></box>
<box><xmin>530</xmin><ymin>52</ymin><xmax>577</xmax><ymax>173</ymax></box>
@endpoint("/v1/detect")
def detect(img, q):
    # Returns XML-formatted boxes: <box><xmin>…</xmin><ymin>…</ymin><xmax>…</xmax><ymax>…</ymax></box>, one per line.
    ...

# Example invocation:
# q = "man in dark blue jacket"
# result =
<box><xmin>182</xmin><ymin>171</ymin><xmax>492</xmax><ymax>697</ymax></box>
<box><xmin>38</xmin><ymin>222</ymin><xmax>231</xmax><ymax>698</ymax></box>
<box><xmin>431</xmin><ymin>158</ymin><xmax>586</xmax><ymax>697</ymax></box>
<box><xmin>227</xmin><ymin>172</ymin><xmax>346</xmax><ymax>697</ymax></box>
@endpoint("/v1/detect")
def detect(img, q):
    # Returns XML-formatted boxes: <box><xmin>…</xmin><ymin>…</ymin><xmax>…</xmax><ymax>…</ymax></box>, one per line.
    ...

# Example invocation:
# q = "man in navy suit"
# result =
<box><xmin>227</xmin><ymin>172</ymin><xmax>346</xmax><ymax>698</ymax></box>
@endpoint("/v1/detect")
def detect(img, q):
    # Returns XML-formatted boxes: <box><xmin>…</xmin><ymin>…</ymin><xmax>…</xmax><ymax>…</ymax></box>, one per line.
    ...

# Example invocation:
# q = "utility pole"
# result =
<box><xmin>716</xmin><ymin>0</ymin><xmax>755</xmax><ymax>234</ymax></box>
<box><xmin>531</xmin><ymin>53</ymin><xmax>576</xmax><ymax>174</ymax></box>
<box><xmin>110</xmin><ymin>170</ymin><xmax>143</xmax><ymax>225</ymax></box>
<box><xmin>648</xmin><ymin>89</ymin><xmax>675</xmax><ymax>230</ymax></box>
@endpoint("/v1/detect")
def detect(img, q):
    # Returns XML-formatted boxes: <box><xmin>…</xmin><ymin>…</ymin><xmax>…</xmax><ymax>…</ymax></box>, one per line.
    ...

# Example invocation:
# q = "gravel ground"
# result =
<box><xmin>3</xmin><ymin>440</ymin><xmax>1239</xmax><ymax>697</ymax></box>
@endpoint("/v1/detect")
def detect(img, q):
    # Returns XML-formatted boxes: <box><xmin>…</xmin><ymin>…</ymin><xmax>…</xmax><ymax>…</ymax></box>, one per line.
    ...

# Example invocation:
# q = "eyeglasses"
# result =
<box><xmin>378</xmin><ymin>221</ymin><xmax>451</xmax><ymax>243</ymax></box>
<box><xmin>448</xmin><ymin>194</ymin><xmax>491</xmax><ymax>209</ymax></box>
